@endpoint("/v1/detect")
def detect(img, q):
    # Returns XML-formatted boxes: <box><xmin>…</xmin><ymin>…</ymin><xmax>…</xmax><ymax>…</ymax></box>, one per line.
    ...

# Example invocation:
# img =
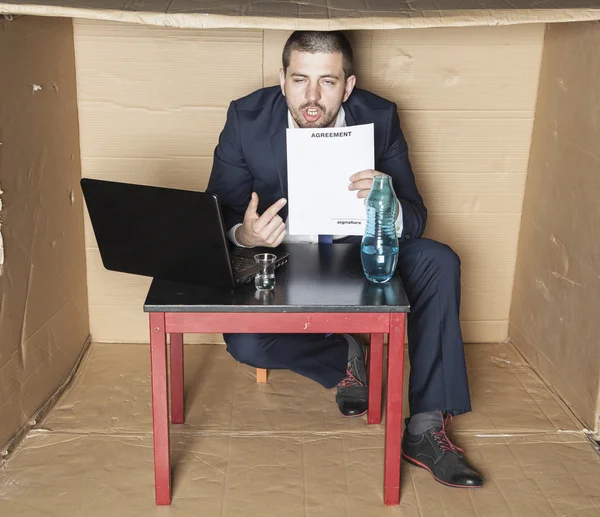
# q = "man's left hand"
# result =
<box><xmin>348</xmin><ymin>169</ymin><xmax>389</xmax><ymax>200</ymax></box>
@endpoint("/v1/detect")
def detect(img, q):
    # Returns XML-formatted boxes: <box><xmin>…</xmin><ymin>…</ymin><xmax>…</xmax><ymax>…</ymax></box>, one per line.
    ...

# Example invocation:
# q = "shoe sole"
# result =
<box><xmin>402</xmin><ymin>453</ymin><xmax>483</xmax><ymax>489</ymax></box>
<box><xmin>340</xmin><ymin>409</ymin><xmax>367</xmax><ymax>418</ymax></box>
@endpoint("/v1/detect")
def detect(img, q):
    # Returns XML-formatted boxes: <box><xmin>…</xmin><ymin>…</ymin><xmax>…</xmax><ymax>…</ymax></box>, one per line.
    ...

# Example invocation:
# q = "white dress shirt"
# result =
<box><xmin>228</xmin><ymin>106</ymin><xmax>403</xmax><ymax>247</ymax></box>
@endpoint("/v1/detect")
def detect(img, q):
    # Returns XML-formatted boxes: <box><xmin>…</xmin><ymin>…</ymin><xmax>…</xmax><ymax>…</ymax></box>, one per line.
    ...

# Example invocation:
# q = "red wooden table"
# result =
<box><xmin>144</xmin><ymin>243</ymin><xmax>409</xmax><ymax>506</ymax></box>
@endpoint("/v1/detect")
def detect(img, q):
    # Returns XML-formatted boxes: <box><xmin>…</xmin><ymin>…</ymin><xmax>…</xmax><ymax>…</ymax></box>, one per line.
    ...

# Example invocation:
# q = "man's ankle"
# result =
<box><xmin>407</xmin><ymin>410</ymin><xmax>443</xmax><ymax>435</ymax></box>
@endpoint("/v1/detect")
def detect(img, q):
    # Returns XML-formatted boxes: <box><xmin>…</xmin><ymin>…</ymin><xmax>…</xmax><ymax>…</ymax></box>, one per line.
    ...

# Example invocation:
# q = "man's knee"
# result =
<box><xmin>223</xmin><ymin>333</ymin><xmax>273</xmax><ymax>368</ymax></box>
<box><xmin>420</xmin><ymin>239</ymin><xmax>460</xmax><ymax>276</ymax></box>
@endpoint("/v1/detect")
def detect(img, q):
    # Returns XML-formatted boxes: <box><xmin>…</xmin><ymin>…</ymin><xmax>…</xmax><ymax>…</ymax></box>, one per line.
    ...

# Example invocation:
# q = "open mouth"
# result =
<box><xmin>302</xmin><ymin>106</ymin><xmax>322</xmax><ymax>123</ymax></box>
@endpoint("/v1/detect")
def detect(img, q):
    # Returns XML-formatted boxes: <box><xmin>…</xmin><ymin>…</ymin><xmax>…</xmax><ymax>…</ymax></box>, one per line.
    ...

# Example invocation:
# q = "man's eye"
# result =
<box><xmin>294</xmin><ymin>78</ymin><xmax>305</xmax><ymax>83</ymax></box>
<box><xmin>324</xmin><ymin>80</ymin><xmax>334</xmax><ymax>86</ymax></box>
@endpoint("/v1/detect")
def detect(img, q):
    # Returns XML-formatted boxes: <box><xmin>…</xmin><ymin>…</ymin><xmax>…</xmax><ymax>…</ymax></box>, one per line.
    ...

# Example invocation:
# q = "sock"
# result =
<box><xmin>407</xmin><ymin>411</ymin><xmax>443</xmax><ymax>436</ymax></box>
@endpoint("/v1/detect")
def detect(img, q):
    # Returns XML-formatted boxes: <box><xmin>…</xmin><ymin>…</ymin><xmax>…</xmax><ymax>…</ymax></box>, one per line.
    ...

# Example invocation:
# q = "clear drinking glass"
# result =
<box><xmin>254</xmin><ymin>253</ymin><xmax>277</xmax><ymax>291</ymax></box>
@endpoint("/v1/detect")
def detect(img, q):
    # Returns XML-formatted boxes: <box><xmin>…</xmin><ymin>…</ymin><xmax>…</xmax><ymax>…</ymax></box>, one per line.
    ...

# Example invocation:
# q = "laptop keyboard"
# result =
<box><xmin>231</xmin><ymin>255</ymin><xmax>256</xmax><ymax>273</ymax></box>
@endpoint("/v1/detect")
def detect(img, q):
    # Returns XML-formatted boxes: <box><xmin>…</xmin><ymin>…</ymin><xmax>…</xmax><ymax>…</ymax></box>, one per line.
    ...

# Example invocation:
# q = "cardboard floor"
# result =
<box><xmin>1</xmin><ymin>342</ymin><xmax>600</xmax><ymax>516</ymax></box>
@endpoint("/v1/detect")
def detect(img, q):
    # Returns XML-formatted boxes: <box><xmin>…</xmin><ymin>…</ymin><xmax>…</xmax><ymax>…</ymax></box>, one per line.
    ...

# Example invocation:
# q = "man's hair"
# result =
<box><xmin>282</xmin><ymin>31</ymin><xmax>354</xmax><ymax>79</ymax></box>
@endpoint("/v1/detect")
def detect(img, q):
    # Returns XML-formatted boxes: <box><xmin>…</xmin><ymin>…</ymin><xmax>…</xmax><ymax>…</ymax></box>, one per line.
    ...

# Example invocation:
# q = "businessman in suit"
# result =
<box><xmin>206</xmin><ymin>31</ymin><xmax>482</xmax><ymax>488</ymax></box>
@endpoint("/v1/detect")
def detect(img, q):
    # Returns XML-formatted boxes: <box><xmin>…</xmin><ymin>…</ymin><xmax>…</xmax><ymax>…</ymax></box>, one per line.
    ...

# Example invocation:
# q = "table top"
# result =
<box><xmin>144</xmin><ymin>243</ymin><xmax>409</xmax><ymax>313</ymax></box>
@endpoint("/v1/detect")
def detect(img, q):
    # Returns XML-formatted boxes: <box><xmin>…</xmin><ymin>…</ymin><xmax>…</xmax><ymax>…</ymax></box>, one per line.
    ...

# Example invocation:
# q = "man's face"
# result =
<box><xmin>280</xmin><ymin>50</ymin><xmax>356</xmax><ymax>129</ymax></box>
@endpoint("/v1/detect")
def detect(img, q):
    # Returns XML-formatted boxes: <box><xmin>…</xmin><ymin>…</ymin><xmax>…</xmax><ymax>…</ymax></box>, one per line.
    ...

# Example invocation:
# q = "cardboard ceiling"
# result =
<box><xmin>2</xmin><ymin>0</ymin><xmax>600</xmax><ymax>29</ymax></box>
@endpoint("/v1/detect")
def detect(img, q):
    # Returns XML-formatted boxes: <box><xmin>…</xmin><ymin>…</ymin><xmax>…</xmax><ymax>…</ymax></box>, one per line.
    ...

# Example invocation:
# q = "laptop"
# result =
<box><xmin>80</xmin><ymin>178</ymin><xmax>288</xmax><ymax>288</ymax></box>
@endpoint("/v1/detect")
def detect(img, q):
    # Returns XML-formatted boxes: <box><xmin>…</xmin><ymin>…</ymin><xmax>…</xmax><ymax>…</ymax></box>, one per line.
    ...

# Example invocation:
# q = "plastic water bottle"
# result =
<box><xmin>361</xmin><ymin>175</ymin><xmax>399</xmax><ymax>283</ymax></box>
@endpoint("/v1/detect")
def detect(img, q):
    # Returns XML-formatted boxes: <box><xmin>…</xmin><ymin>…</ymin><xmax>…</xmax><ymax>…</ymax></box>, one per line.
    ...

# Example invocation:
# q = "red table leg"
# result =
<box><xmin>368</xmin><ymin>333</ymin><xmax>384</xmax><ymax>425</ymax></box>
<box><xmin>169</xmin><ymin>333</ymin><xmax>184</xmax><ymax>424</ymax></box>
<box><xmin>384</xmin><ymin>312</ymin><xmax>406</xmax><ymax>506</ymax></box>
<box><xmin>149</xmin><ymin>313</ymin><xmax>171</xmax><ymax>505</ymax></box>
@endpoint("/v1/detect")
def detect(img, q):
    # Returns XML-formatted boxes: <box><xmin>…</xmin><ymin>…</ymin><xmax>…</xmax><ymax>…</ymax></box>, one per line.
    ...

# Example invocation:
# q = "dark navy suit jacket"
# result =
<box><xmin>206</xmin><ymin>86</ymin><xmax>427</xmax><ymax>242</ymax></box>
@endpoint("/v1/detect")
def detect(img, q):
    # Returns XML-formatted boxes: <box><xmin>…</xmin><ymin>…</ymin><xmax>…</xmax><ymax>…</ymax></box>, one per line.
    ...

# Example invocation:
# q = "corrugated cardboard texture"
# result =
<box><xmin>2</xmin><ymin>0</ymin><xmax>600</xmax><ymax>29</ymax></box>
<box><xmin>78</xmin><ymin>21</ymin><xmax>544</xmax><ymax>344</ymax></box>
<box><xmin>510</xmin><ymin>21</ymin><xmax>600</xmax><ymax>433</ymax></box>
<box><xmin>1</xmin><ymin>342</ymin><xmax>598</xmax><ymax>516</ymax></box>
<box><xmin>41</xmin><ymin>343</ymin><xmax>580</xmax><ymax>435</ymax></box>
<box><xmin>3</xmin><ymin>432</ymin><xmax>600</xmax><ymax>517</ymax></box>
<box><xmin>0</xmin><ymin>16</ymin><xmax>89</xmax><ymax>453</ymax></box>
<box><xmin>75</xmin><ymin>20</ymin><xmax>264</xmax><ymax>344</ymax></box>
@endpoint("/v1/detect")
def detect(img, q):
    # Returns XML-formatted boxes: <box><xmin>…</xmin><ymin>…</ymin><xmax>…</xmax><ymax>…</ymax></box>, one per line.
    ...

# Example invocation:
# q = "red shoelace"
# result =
<box><xmin>432</xmin><ymin>414</ymin><xmax>464</xmax><ymax>454</ymax></box>
<box><xmin>338</xmin><ymin>367</ymin><xmax>365</xmax><ymax>388</ymax></box>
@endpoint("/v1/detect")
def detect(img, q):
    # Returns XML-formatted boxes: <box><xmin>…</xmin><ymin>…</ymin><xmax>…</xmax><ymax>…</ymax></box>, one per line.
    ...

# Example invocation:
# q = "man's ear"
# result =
<box><xmin>343</xmin><ymin>74</ymin><xmax>357</xmax><ymax>103</ymax></box>
<box><xmin>279</xmin><ymin>68</ymin><xmax>286</xmax><ymax>96</ymax></box>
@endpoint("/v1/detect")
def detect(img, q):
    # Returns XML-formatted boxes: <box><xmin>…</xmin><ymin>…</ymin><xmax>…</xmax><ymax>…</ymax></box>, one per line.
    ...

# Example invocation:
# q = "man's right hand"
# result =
<box><xmin>235</xmin><ymin>192</ymin><xmax>287</xmax><ymax>248</ymax></box>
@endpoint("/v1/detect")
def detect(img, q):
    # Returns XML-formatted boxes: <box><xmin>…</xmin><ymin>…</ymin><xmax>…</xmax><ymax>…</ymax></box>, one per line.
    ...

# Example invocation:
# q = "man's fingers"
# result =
<box><xmin>245</xmin><ymin>192</ymin><xmax>259</xmax><ymax>219</ymax></box>
<box><xmin>271</xmin><ymin>226</ymin><xmax>287</xmax><ymax>247</ymax></box>
<box><xmin>262</xmin><ymin>215</ymin><xmax>284</xmax><ymax>237</ymax></box>
<box><xmin>267</xmin><ymin>223</ymin><xmax>287</xmax><ymax>246</ymax></box>
<box><xmin>357</xmin><ymin>189</ymin><xmax>370</xmax><ymax>199</ymax></box>
<box><xmin>349</xmin><ymin>169</ymin><xmax>376</xmax><ymax>182</ymax></box>
<box><xmin>348</xmin><ymin>178</ymin><xmax>374</xmax><ymax>191</ymax></box>
<box><xmin>349</xmin><ymin>170</ymin><xmax>389</xmax><ymax>182</ymax></box>
<box><xmin>256</xmin><ymin>198</ymin><xmax>287</xmax><ymax>230</ymax></box>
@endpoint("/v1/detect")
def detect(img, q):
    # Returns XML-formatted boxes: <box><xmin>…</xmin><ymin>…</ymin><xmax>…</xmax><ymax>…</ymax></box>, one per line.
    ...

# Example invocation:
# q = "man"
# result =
<box><xmin>206</xmin><ymin>31</ymin><xmax>482</xmax><ymax>489</ymax></box>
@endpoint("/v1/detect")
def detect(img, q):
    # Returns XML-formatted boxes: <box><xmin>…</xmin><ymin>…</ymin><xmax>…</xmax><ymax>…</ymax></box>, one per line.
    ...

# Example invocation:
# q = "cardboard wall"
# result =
<box><xmin>510</xmin><ymin>21</ymin><xmax>600</xmax><ymax>432</ymax></box>
<box><xmin>78</xmin><ymin>21</ymin><xmax>544</xmax><ymax>344</ymax></box>
<box><xmin>3</xmin><ymin>0</ymin><xmax>600</xmax><ymax>29</ymax></box>
<box><xmin>0</xmin><ymin>16</ymin><xmax>90</xmax><ymax>452</ymax></box>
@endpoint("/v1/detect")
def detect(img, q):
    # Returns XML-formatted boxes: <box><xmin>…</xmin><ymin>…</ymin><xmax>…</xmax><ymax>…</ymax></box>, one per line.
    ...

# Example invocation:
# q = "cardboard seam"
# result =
<box><xmin>507</xmin><ymin>21</ymin><xmax>547</xmax><ymax>332</ymax></box>
<box><xmin>586</xmin><ymin>433</ymin><xmax>600</xmax><ymax>454</ymax></box>
<box><xmin>508</xmin><ymin>349</ymin><xmax>575</xmax><ymax>431</ymax></box>
<box><xmin>0</xmin><ymin>335</ymin><xmax>92</xmax><ymax>472</ymax></box>
<box><xmin>510</xmin><ymin>321</ymin><xmax>595</xmax><ymax>420</ymax></box>
<box><xmin>507</xmin><ymin>334</ymin><xmax>595</xmax><ymax>433</ymax></box>
<box><xmin>27</xmin><ymin>428</ymin><xmax>588</xmax><ymax>440</ymax></box>
<box><xmin>80</xmin><ymin>100</ymin><xmax>228</xmax><ymax>112</ymax></box>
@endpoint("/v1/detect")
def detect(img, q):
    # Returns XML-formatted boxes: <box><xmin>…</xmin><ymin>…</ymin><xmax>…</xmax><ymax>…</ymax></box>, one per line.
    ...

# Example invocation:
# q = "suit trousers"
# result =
<box><xmin>223</xmin><ymin>238</ymin><xmax>472</xmax><ymax>416</ymax></box>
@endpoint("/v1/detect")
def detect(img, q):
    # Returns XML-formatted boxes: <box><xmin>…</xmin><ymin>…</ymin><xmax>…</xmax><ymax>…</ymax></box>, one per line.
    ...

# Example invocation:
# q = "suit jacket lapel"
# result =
<box><xmin>270</xmin><ymin>98</ymin><xmax>289</xmax><ymax>200</ymax></box>
<box><xmin>342</xmin><ymin>101</ymin><xmax>357</xmax><ymax>127</ymax></box>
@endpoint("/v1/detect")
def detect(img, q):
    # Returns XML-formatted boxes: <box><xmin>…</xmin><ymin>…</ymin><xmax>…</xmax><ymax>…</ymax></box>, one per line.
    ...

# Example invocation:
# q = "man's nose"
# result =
<box><xmin>306</xmin><ymin>83</ymin><xmax>321</xmax><ymax>102</ymax></box>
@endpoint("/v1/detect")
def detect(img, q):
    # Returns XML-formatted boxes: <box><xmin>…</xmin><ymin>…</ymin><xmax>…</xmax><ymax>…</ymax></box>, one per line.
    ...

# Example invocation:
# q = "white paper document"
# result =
<box><xmin>286</xmin><ymin>123</ymin><xmax>375</xmax><ymax>236</ymax></box>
